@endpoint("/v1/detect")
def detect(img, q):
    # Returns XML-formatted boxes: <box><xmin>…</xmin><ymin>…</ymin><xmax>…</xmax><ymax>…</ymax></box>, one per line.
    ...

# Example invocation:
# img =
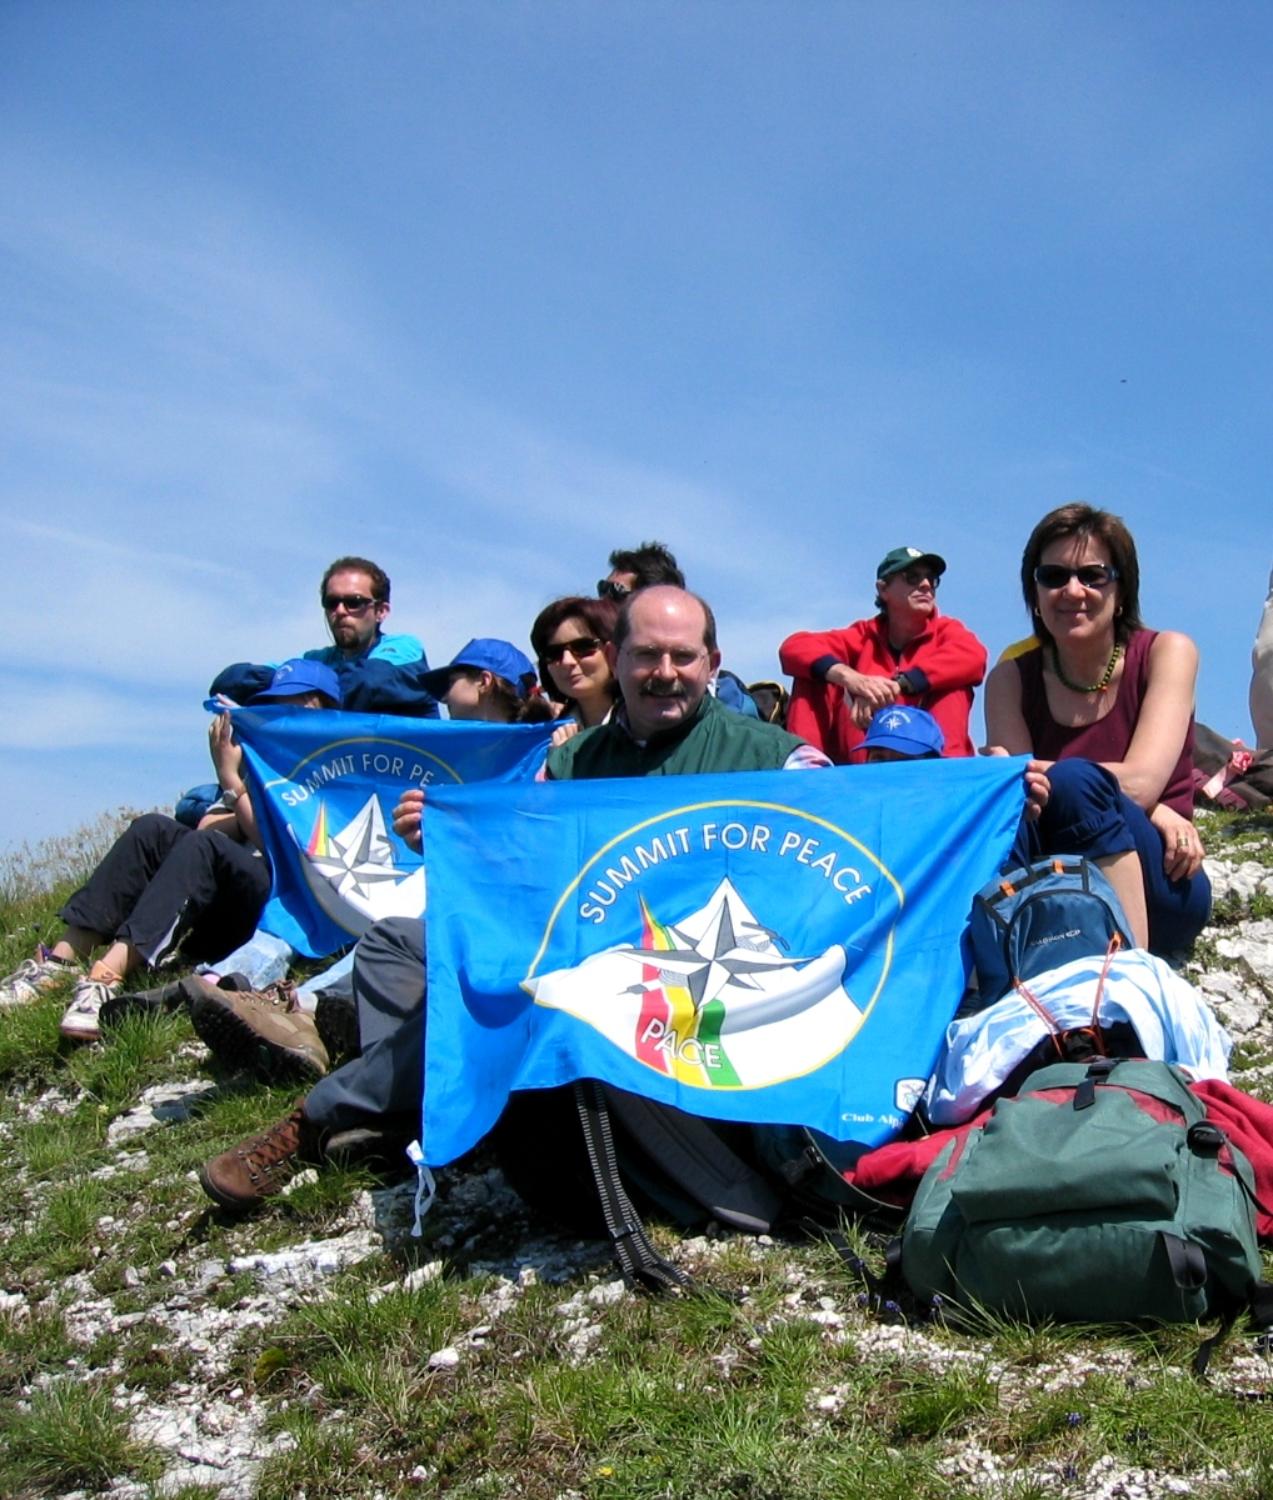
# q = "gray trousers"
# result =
<box><xmin>304</xmin><ymin>916</ymin><xmax>425</xmax><ymax>1135</ymax></box>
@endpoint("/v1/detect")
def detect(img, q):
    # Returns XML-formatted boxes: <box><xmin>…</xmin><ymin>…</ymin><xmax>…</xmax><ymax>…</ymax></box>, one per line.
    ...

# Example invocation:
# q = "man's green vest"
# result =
<box><xmin>546</xmin><ymin>694</ymin><xmax>807</xmax><ymax>781</ymax></box>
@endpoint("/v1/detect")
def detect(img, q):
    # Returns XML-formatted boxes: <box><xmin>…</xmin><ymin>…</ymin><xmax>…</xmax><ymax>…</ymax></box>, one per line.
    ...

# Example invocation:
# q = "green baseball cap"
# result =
<box><xmin>876</xmin><ymin>546</ymin><xmax>947</xmax><ymax>582</ymax></box>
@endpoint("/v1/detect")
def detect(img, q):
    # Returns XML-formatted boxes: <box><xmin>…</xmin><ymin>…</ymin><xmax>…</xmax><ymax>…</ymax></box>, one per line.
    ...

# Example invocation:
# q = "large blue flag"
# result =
<box><xmin>230</xmin><ymin>707</ymin><xmax>556</xmax><ymax>956</ymax></box>
<box><xmin>421</xmin><ymin>755</ymin><xmax>1027</xmax><ymax>1164</ymax></box>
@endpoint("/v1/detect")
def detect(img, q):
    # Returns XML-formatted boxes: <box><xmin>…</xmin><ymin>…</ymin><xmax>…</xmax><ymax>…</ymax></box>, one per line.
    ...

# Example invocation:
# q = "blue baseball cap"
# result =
<box><xmin>859</xmin><ymin>705</ymin><xmax>944</xmax><ymax>759</ymax></box>
<box><xmin>251</xmin><ymin>658</ymin><xmax>343</xmax><ymax>707</ymax></box>
<box><xmin>422</xmin><ymin>639</ymin><xmax>538</xmax><ymax>700</ymax></box>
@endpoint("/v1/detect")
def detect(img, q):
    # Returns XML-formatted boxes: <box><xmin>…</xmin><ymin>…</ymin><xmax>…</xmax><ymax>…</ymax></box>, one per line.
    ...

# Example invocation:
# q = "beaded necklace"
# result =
<box><xmin>1051</xmin><ymin>642</ymin><xmax>1123</xmax><ymax>695</ymax></box>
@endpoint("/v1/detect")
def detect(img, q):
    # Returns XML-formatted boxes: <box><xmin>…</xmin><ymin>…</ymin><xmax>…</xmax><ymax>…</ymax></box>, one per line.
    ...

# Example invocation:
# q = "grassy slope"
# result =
<box><xmin>2</xmin><ymin>813</ymin><xmax>1273</xmax><ymax>1498</ymax></box>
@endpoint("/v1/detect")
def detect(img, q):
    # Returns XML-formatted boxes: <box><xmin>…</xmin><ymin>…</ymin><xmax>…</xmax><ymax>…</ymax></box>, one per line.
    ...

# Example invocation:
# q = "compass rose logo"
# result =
<box><xmin>293</xmin><ymin>794</ymin><xmax>425</xmax><ymax>936</ymax></box>
<box><xmin>528</xmin><ymin>877</ymin><xmax>865</xmax><ymax>1089</ymax></box>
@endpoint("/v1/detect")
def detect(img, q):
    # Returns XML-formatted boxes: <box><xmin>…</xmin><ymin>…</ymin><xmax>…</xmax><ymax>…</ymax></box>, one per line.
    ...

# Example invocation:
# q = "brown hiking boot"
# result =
<box><xmin>199</xmin><ymin>1106</ymin><xmax>318</xmax><ymax>1212</ymax></box>
<box><xmin>184</xmin><ymin>976</ymin><xmax>330</xmax><ymax>1082</ymax></box>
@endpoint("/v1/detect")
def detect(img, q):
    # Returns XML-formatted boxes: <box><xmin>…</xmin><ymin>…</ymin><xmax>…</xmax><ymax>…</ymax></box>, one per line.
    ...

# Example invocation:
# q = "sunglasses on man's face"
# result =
<box><xmin>597</xmin><ymin>579</ymin><xmax>632</xmax><ymax>602</ymax></box>
<box><xmin>1033</xmin><ymin>564</ymin><xmax>1120</xmax><ymax>590</ymax></box>
<box><xmin>900</xmin><ymin>567</ymin><xmax>940</xmax><ymax>588</ymax></box>
<box><xmin>323</xmin><ymin>593</ymin><xmax>378</xmax><ymax>614</ymax></box>
<box><xmin>543</xmin><ymin>636</ymin><xmax>604</xmax><ymax>665</ymax></box>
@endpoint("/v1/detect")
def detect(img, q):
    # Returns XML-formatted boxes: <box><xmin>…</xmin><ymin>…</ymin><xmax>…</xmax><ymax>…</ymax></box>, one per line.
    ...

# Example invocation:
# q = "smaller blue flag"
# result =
<box><xmin>230</xmin><ymin>707</ymin><xmax>556</xmax><ymax>956</ymax></box>
<box><xmin>421</xmin><ymin>756</ymin><xmax>1027</xmax><ymax>1164</ymax></box>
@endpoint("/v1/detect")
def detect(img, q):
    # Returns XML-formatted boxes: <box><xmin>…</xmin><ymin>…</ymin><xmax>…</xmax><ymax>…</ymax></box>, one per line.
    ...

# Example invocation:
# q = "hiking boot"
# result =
<box><xmin>59</xmin><ymin>977</ymin><xmax>120</xmax><ymax>1042</ymax></box>
<box><xmin>100</xmin><ymin>970</ymin><xmax>255</xmax><ymax>1030</ymax></box>
<box><xmin>0</xmin><ymin>947</ymin><xmax>82</xmax><ymax>1010</ymax></box>
<box><xmin>323</xmin><ymin>1125</ymin><xmax>413</xmax><ymax>1177</ymax></box>
<box><xmin>198</xmin><ymin>1106</ymin><xmax>319</xmax><ymax>1212</ymax></box>
<box><xmin>185</xmin><ymin>977</ymin><xmax>330</xmax><ymax>1082</ymax></box>
<box><xmin>314</xmin><ymin>990</ymin><xmax>360</xmax><ymax>1065</ymax></box>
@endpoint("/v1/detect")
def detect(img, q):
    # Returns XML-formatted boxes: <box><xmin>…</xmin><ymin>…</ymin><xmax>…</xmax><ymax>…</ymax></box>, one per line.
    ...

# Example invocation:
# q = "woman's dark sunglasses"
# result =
<box><xmin>1033</xmin><ymin>564</ymin><xmax>1120</xmax><ymax>590</ymax></box>
<box><xmin>543</xmin><ymin>636</ymin><xmax>604</xmax><ymax>665</ymax></box>
<box><xmin>323</xmin><ymin>593</ymin><xmax>377</xmax><ymax>613</ymax></box>
<box><xmin>597</xmin><ymin>579</ymin><xmax>632</xmax><ymax>602</ymax></box>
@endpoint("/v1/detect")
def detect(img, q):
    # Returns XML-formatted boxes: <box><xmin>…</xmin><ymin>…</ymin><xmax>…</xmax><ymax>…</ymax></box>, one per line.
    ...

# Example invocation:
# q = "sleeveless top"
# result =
<box><xmin>1015</xmin><ymin>628</ymin><xmax>1195</xmax><ymax>819</ymax></box>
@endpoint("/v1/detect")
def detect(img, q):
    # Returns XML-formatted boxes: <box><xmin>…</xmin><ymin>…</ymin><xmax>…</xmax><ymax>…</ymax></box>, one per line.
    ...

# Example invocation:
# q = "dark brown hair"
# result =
<box><xmin>607</xmin><ymin>540</ymin><xmax>685</xmax><ymax>588</ymax></box>
<box><xmin>320</xmin><ymin>556</ymin><xmax>390</xmax><ymax>604</ymax></box>
<box><xmin>530</xmin><ymin>595</ymin><xmax>619</xmax><ymax>704</ymax></box>
<box><xmin>1020</xmin><ymin>503</ymin><xmax>1142</xmax><ymax>645</ymax></box>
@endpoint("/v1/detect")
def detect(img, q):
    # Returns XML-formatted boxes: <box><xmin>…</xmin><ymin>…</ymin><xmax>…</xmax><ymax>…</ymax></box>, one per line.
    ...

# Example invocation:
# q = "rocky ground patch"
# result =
<box><xmin>3</xmin><ymin>811</ymin><xmax>1273</xmax><ymax>1498</ymax></box>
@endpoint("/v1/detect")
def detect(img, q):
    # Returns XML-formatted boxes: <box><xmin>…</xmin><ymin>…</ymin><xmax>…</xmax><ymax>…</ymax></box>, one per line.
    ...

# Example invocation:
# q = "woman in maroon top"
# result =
<box><xmin>985</xmin><ymin>504</ymin><xmax>1210</xmax><ymax>954</ymax></box>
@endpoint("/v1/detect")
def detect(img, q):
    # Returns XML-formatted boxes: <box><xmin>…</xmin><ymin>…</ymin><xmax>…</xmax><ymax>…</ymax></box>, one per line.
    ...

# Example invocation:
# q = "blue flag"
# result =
<box><xmin>421</xmin><ymin>755</ymin><xmax>1027</xmax><ymax>1164</ymax></box>
<box><xmin>230</xmin><ymin>707</ymin><xmax>556</xmax><ymax>956</ymax></box>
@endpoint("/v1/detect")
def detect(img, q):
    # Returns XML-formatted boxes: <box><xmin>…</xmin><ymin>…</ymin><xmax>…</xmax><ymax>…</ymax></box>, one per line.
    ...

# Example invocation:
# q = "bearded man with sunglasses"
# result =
<box><xmin>209</xmin><ymin>555</ymin><xmax>437</xmax><ymax>718</ymax></box>
<box><xmin>780</xmin><ymin>546</ymin><xmax>987</xmax><ymax>764</ymax></box>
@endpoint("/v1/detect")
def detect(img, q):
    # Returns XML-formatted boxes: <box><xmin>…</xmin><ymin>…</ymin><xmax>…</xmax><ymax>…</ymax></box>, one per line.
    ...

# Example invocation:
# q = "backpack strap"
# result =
<box><xmin>1073</xmin><ymin>1056</ymin><xmax>1122</xmax><ymax>1110</ymax></box>
<box><xmin>1199</xmin><ymin>1128</ymin><xmax>1273</xmax><ymax>1223</ymax></box>
<box><xmin>1014</xmin><ymin>934</ymin><xmax>1124</xmax><ymax>1065</ymax></box>
<box><xmin>601</xmin><ymin>1087</ymin><xmax>783</xmax><ymax>1233</ymax></box>
<box><xmin>573</xmin><ymin>1080</ymin><xmax>693</xmax><ymax>1294</ymax></box>
<box><xmin>1161</xmin><ymin>1231</ymin><xmax>1208</xmax><ymax>1292</ymax></box>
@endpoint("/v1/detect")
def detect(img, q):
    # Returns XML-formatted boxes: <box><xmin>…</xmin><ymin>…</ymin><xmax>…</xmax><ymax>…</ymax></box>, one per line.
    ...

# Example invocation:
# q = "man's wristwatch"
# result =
<box><xmin>220</xmin><ymin>786</ymin><xmax>242</xmax><ymax>807</ymax></box>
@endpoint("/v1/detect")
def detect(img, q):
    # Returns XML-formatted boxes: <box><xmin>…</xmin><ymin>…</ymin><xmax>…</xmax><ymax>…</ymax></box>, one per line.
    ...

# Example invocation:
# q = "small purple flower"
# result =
<box><xmin>1062</xmin><ymin>1462</ymin><xmax>1079</xmax><ymax>1481</ymax></box>
<box><xmin>1066</xmin><ymin>1412</ymin><xmax>1083</xmax><ymax>1427</ymax></box>
<box><xmin>883</xmin><ymin>1299</ymin><xmax>900</xmax><ymax>1314</ymax></box>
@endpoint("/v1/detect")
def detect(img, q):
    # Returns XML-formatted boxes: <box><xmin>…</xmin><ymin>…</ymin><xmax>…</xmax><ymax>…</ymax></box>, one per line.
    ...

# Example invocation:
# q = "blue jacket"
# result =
<box><xmin>210</xmin><ymin>632</ymin><xmax>439</xmax><ymax>718</ymax></box>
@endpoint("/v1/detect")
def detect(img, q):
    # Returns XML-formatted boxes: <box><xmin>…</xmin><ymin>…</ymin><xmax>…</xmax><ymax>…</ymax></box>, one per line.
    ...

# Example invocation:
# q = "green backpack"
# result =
<box><xmin>902</xmin><ymin>1059</ymin><xmax>1273</xmax><ymax>1344</ymax></box>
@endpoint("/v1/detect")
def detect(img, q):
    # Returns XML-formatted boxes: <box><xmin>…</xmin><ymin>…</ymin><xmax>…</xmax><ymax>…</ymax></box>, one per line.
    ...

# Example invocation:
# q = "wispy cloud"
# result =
<box><xmin>0</xmin><ymin>681</ymin><xmax>200</xmax><ymax>752</ymax></box>
<box><xmin>10</xmin><ymin>520</ymin><xmax>247</xmax><ymax>583</ymax></box>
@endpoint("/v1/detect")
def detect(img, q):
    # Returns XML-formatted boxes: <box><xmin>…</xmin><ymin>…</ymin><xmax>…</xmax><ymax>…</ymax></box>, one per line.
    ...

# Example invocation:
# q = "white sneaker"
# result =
<box><xmin>59</xmin><ymin>978</ymin><xmax>118</xmax><ymax>1042</ymax></box>
<box><xmin>0</xmin><ymin>947</ymin><xmax>82</xmax><ymax>1010</ymax></box>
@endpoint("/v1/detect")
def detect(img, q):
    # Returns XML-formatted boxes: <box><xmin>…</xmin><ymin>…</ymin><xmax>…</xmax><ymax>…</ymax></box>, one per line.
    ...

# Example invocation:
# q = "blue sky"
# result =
<box><xmin>3</xmin><ymin>2</ymin><xmax>1270</xmax><ymax>854</ymax></box>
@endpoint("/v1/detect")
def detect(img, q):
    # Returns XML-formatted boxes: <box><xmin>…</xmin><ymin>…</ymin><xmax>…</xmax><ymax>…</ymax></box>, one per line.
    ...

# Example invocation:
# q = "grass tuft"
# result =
<box><xmin>0</xmin><ymin>1379</ymin><xmax>161</xmax><ymax>1492</ymax></box>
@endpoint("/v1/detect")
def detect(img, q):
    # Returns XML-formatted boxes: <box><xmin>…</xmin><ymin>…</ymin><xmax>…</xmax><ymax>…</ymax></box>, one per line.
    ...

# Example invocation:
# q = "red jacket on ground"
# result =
<box><xmin>779</xmin><ymin>612</ymin><xmax>987</xmax><ymax>763</ymax></box>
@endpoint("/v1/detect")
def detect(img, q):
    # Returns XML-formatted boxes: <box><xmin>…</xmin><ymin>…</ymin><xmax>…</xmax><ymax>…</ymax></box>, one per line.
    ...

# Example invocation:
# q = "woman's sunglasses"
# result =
<box><xmin>597</xmin><ymin>579</ymin><xmax>632</xmax><ymax>602</ymax></box>
<box><xmin>1033</xmin><ymin>564</ymin><xmax>1120</xmax><ymax>590</ymax></box>
<box><xmin>543</xmin><ymin>636</ymin><xmax>604</xmax><ymax>665</ymax></box>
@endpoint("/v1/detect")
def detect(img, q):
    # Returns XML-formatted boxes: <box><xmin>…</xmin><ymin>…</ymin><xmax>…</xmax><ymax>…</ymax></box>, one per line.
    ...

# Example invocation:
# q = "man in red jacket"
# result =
<box><xmin>779</xmin><ymin>545</ymin><xmax>987</xmax><ymax>763</ymax></box>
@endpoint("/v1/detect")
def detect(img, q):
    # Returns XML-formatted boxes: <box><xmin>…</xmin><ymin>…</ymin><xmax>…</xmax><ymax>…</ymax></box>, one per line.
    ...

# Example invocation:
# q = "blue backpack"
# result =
<box><xmin>969</xmin><ymin>856</ymin><xmax>1132</xmax><ymax>1008</ymax></box>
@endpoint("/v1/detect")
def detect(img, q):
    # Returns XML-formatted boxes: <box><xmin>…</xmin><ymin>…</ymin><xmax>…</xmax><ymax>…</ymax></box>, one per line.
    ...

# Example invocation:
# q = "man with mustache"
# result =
<box><xmin>197</xmin><ymin>587</ymin><xmax>827</xmax><ymax>1211</ymax></box>
<box><xmin>548</xmin><ymin>585</ymin><xmax>825</xmax><ymax>777</ymax></box>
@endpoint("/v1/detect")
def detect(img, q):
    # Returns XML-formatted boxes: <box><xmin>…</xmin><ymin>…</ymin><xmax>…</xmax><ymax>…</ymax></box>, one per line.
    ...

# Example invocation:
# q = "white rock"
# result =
<box><xmin>1216</xmin><ymin>920</ymin><xmax>1273</xmax><ymax>984</ymax></box>
<box><xmin>106</xmin><ymin>1080</ymin><xmax>218</xmax><ymax>1145</ymax></box>
<box><xmin>427</xmin><ymin>1346</ymin><xmax>460</xmax><ymax>1370</ymax></box>
<box><xmin>1207</xmin><ymin>858</ymin><xmax>1273</xmax><ymax>906</ymax></box>
<box><xmin>228</xmin><ymin>1228</ymin><xmax>379</xmax><ymax>1283</ymax></box>
<box><xmin>585</xmin><ymin>1279</ymin><xmax>628</xmax><ymax>1307</ymax></box>
<box><xmin>280</xmin><ymin>1167</ymin><xmax>320</xmax><ymax>1195</ymax></box>
<box><xmin>0</xmin><ymin>1290</ymin><xmax>29</xmax><ymax>1322</ymax></box>
<box><xmin>1196</xmin><ymin>972</ymin><xmax>1265</xmax><ymax>1033</ymax></box>
<box><xmin>400</xmin><ymin>1261</ymin><xmax>443</xmax><ymax>1292</ymax></box>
